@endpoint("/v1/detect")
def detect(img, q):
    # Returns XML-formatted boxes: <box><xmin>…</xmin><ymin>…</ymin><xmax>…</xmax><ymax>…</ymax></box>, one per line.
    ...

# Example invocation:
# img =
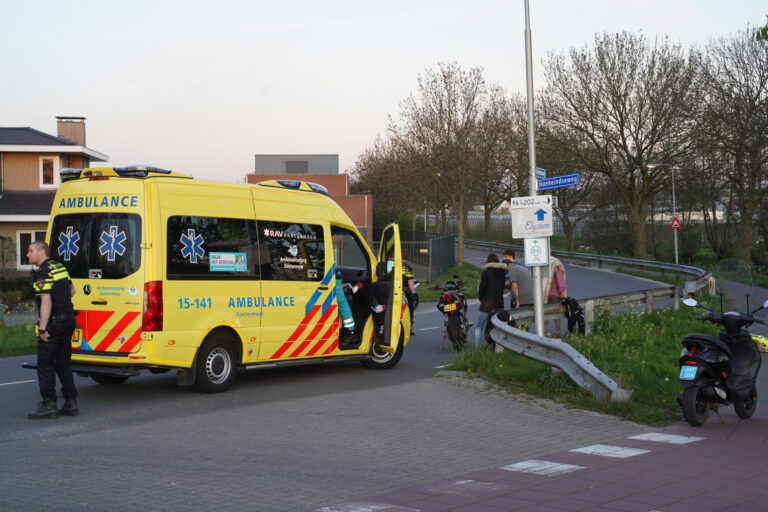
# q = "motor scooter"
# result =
<box><xmin>678</xmin><ymin>296</ymin><xmax>767</xmax><ymax>425</ymax></box>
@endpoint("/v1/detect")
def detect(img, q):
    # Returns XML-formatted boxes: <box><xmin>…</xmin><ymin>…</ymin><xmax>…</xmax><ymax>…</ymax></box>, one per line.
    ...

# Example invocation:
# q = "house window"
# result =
<box><xmin>39</xmin><ymin>156</ymin><xmax>60</xmax><ymax>189</ymax></box>
<box><xmin>16</xmin><ymin>230</ymin><xmax>47</xmax><ymax>270</ymax></box>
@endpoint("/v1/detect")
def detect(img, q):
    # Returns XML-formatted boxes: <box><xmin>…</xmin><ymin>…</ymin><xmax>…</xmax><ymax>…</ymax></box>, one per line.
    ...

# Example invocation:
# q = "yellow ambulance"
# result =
<box><xmin>38</xmin><ymin>165</ymin><xmax>409</xmax><ymax>392</ymax></box>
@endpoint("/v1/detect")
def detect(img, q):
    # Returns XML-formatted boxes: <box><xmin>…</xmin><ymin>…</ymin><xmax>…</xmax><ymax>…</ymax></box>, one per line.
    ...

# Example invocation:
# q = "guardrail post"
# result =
<box><xmin>673</xmin><ymin>286</ymin><xmax>680</xmax><ymax>311</ymax></box>
<box><xmin>645</xmin><ymin>291</ymin><xmax>654</xmax><ymax>314</ymax></box>
<box><xmin>585</xmin><ymin>300</ymin><xmax>594</xmax><ymax>335</ymax></box>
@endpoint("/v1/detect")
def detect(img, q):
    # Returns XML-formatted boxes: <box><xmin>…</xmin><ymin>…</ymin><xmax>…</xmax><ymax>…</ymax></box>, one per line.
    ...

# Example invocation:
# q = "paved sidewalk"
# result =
<box><xmin>315</xmin><ymin>402</ymin><xmax>768</xmax><ymax>512</ymax></box>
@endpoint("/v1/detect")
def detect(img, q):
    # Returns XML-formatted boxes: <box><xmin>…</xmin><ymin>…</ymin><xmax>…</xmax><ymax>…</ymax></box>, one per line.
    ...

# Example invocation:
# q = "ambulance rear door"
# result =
<box><xmin>49</xmin><ymin>181</ymin><xmax>145</xmax><ymax>356</ymax></box>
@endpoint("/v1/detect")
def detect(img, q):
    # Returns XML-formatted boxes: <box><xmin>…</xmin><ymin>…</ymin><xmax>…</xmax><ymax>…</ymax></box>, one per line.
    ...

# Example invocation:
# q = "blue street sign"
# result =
<box><xmin>537</xmin><ymin>173</ymin><xmax>580</xmax><ymax>191</ymax></box>
<box><xmin>535</xmin><ymin>167</ymin><xmax>547</xmax><ymax>180</ymax></box>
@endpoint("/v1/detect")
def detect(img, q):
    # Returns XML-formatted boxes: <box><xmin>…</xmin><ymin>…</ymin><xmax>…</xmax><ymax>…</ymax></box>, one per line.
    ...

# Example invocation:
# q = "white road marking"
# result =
<box><xmin>0</xmin><ymin>379</ymin><xmax>36</xmax><ymax>387</ymax></box>
<box><xmin>570</xmin><ymin>444</ymin><xmax>650</xmax><ymax>458</ymax></box>
<box><xmin>317</xmin><ymin>504</ymin><xmax>418</xmax><ymax>512</ymax></box>
<box><xmin>418</xmin><ymin>326</ymin><xmax>441</xmax><ymax>331</ymax></box>
<box><xmin>426</xmin><ymin>479</ymin><xmax>507</xmax><ymax>495</ymax></box>
<box><xmin>501</xmin><ymin>460</ymin><xmax>585</xmax><ymax>476</ymax></box>
<box><xmin>629</xmin><ymin>433</ymin><xmax>704</xmax><ymax>444</ymax></box>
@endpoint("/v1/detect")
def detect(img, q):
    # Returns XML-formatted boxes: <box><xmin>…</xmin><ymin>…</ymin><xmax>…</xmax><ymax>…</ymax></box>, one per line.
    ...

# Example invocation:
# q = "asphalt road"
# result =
<box><xmin>0</xmin><ymin>258</ymin><xmax>683</xmax><ymax>512</ymax></box>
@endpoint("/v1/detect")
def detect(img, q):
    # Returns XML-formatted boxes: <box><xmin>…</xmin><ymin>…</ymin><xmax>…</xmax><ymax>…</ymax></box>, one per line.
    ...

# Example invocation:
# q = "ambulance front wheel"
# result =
<box><xmin>195</xmin><ymin>337</ymin><xmax>237</xmax><ymax>393</ymax></box>
<box><xmin>362</xmin><ymin>330</ymin><xmax>404</xmax><ymax>370</ymax></box>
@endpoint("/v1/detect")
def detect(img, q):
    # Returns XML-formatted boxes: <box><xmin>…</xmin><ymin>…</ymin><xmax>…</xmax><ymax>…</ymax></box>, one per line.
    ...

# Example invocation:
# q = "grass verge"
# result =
<box><xmin>420</xmin><ymin>263</ymin><xmax>483</xmax><ymax>302</ymax></box>
<box><xmin>615</xmin><ymin>267</ymin><xmax>686</xmax><ymax>287</ymax></box>
<box><xmin>0</xmin><ymin>322</ymin><xmax>37</xmax><ymax>357</ymax></box>
<box><xmin>449</xmin><ymin>306</ymin><xmax>720</xmax><ymax>425</ymax></box>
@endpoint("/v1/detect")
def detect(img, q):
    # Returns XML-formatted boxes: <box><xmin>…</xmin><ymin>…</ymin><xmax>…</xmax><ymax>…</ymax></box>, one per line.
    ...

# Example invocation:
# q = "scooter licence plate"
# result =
<box><xmin>679</xmin><ymin>366</ymin><xmax>697</xmax><ymax>380</ymax></box>
<box><xmin>444</xmin><ymin>303</ymin><xmax>457</xmax><ymax>312</ymax></box>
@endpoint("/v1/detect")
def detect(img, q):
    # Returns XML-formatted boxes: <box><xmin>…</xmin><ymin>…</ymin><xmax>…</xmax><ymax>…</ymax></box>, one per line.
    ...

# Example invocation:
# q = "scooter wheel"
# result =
<box><xmin>447</xmin><ymin>315</ymin><xmax>463</xmax><ymax>351</ymax></box>
<box><xmin>734</xmin><ymin>386</ymin><xmax>758</xmax><ymax>419</ymax></box>
<box><xmin>681</xmin><ymin>383</ymin><xmax>710</xmax><ymax>426</ymax></box>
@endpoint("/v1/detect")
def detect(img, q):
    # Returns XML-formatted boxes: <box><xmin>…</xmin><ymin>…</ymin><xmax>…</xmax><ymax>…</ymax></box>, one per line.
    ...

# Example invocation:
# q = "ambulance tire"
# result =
<box><xmin>362</xmin><ymin>329</ymin><xmax>404</xmax><ymax>370</ymax></box>
<box><xmin>195</xmin><ymin>337</ymin><xmax>237</xmax><ymax>393</ymax></box>
<box><xmin>91</xmin><ymin>375</ymin><xmax>129</xmax><ymax>385</ymax></box>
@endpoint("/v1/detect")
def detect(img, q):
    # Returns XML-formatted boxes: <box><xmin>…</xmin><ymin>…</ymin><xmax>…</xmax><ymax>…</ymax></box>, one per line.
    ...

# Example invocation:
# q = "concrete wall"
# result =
<box><xmin>254</xmin><ymin>154</ymin><xmax>339</xmax><ymax>175</ymax></box>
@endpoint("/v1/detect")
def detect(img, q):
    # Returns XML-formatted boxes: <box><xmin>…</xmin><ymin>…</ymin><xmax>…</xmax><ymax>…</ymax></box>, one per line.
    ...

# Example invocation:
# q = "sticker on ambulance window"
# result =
<box><xmin>98</xmin><ymin>226</ymin><xmax>127</xmax><ymax>262</ymax></box>
<box><xmin>57</xmin><ymin>226</ymin><xmax>80</xmax><ymax>262</ymax></box>
<box><xmin>89</xmin><ymin>269</ymin><xmax>103</xmax><ymax>279</ymax></box>
<box><xmin>307</xmin><ymin>269</ymin><xmax>318</xmax><ymax>279</ymax></box>
<box><xmin>180</xmin><ymin>228</ymin><xmax>206</xmax><ymax>263</ymax></box>
<box><xmin>210</xmin><ymin>252</ymin><xmax>247</xmax><ymax>272</ymax></box>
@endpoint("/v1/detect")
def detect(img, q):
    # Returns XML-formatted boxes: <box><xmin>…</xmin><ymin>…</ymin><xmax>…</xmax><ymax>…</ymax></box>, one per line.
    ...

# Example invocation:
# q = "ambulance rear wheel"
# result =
<box><xmin>195</xmin><ymin>337</ymin><xmax>237</xmax><ymax>393</ymax></box>
<box><xmin>362</xmin><ymin>330</ymin><xmax>404</xmax><ymax>370</ymax></box>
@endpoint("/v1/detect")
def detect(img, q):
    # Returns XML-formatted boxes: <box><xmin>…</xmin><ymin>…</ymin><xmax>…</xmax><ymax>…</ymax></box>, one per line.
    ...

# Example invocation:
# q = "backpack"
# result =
<box><xmin>561</xmin><ymin>297</ymin><xmax>586</xmax><ymax>334</ymax></box>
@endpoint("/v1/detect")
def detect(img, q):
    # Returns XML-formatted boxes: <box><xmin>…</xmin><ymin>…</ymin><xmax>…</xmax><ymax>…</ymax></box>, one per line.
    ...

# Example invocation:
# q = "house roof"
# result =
<box><xmin>0</xmin><ymin>127</ymin><xmax>75</xmax><ymax>146</ymax></box>
<box><xmin>0</xmin><ymin>190</ymin><xmax>57</xmax><ymax>216</ymax></box>
<box><xmin>0</xmin><ymin>127</ymin><xmax>108</xmax><ymax>162</ymax></box>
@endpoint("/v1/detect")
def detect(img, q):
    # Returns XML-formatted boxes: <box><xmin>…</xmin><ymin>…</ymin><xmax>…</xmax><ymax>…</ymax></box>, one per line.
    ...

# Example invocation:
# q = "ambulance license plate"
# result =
<box><xmin>679</xmin><ymin>366</ymin><xmax>697</xmax><ymax>380</ymax></box>
<box><xmin>444</xmin><ymin>303</ymin><xmax>457</xmax><ymax>312</ymax></box>
<box><xmin>71</xmin><ymin>329</ymin><xmax>81</xmax><ymax>342</ymax></box>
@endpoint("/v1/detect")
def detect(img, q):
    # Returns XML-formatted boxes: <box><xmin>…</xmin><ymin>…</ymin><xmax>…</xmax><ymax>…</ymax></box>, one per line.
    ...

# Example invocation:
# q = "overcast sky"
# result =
<box><xmin>1</xmin><ymin>1</ymin><xmax>765</xmax><ymax>182</ymax></box>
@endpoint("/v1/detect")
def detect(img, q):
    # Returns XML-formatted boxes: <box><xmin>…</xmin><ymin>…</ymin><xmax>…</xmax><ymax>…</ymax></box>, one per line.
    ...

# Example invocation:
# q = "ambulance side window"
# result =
<box><xmin>330</xmin><ymin>226</ymin><xmax>369</xmax><ymax>269</ymax></box>
<box><xmin>259</xmin><ymin>221</ymin><xmax>324</xmax><ymax>281</ymax></box>
<box><xmin>166</xmin><ymin>216</ymin><xmax>259</xmax><ymax>279</ymax></box>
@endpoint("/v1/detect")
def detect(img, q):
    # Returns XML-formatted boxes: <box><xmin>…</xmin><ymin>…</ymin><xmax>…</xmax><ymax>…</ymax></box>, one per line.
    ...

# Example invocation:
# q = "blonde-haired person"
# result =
<box><xmin>542</xmin><ymin>257</ymin><xmax>567</xmax><ymax>337</ymax></box>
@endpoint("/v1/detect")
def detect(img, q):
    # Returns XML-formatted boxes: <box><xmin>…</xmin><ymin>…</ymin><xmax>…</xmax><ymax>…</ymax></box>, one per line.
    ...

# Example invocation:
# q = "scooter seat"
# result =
<box><xmin>682</xmin><ymin>333</ymin><xmax>732</xmax><ymax>358</ymax></box>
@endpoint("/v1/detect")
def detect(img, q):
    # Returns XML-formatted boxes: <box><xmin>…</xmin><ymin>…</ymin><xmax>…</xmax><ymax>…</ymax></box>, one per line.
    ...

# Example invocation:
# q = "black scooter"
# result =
<box><xmin>678</xmin><ymin>296</ymin><xmax>767</xmax><ymax>426</ymax></box>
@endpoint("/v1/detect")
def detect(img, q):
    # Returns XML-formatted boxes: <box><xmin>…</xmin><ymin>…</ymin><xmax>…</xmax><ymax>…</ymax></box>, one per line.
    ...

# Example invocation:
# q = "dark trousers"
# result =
<box><xmin>37</xmin><ymin>317</ymin><xmax>77</xmax><ymax>402</ymax></box>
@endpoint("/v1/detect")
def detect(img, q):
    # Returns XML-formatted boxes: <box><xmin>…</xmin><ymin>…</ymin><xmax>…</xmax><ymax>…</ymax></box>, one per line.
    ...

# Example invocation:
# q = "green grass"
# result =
<box><xmin>420</xmin><ymin>263</ymin><xmax>483</xmax><ymax>302</ymax></box>
<box><xmin>449</xmin><ymin>306</ymin><xmax>721</xmax><ymax>425</ymax></box>
<box><xmin>0</xmin><ymin>321</ymin><xmax>37</xmax><ymax>357</ymax></box>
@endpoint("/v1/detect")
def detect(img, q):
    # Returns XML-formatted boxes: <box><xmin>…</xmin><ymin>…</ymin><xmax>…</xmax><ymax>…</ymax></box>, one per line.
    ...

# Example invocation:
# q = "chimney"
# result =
<box><xmin>56</xmin><ymin>116</ymin><xmax>86</xmax><ymax>145</ymax></box>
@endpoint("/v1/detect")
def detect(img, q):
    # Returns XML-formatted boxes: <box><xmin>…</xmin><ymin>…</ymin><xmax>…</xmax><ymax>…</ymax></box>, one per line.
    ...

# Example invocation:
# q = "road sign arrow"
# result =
<box><xmin>534</xmin><ymin>209</ymin><xmax>548</xmax><ymax>221</ymax></box>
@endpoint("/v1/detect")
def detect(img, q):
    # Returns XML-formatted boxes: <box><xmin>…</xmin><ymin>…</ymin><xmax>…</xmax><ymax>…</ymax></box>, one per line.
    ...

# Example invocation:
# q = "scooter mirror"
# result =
<box><xmin>682</xmin><ymin>298</ymin><xmax>699</xmax><ymax>307</ymax></box>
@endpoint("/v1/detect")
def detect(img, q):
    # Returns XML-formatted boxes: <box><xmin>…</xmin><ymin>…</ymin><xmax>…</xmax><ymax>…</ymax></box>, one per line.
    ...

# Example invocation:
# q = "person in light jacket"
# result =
<box><xmin>542</xmin><ymin>257</ymin><xmax>567</xmax><ymax>337</ymax></box>
<box><xmin>474</xmin><ymin>253</ymin><xmax>507</xmax><ymax>347</ymax></box>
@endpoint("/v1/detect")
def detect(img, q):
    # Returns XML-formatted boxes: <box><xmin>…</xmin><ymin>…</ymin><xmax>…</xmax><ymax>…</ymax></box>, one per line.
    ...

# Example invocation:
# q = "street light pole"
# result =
<box><xmin>671</xmin><ymin>166</ymin><xmax>678</xmax><ymax>265</ymax></box>
<box><xmin>648</xmin><ymin>163</ymin><xmax>679</xmax><ymax>264</ymax></box>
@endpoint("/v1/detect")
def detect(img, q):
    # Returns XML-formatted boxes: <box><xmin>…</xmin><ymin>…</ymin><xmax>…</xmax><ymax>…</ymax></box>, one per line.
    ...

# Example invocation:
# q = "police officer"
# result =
<box><xmin>26</xmin><ymin>241</ymin><xmax>78</xmax><ymax>419</ymax></box>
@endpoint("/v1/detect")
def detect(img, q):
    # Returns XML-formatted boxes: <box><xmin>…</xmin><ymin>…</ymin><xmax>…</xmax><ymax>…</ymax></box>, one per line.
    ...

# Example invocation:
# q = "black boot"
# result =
<box><xmin>59</xmin><ymin>399</ymin><xmax>79</xmax><ymax>416</ymax></box>
<box><xmin>28</xmin><ymin>399</ymin><xmax>58</xmax><ymax>420</ymax></box>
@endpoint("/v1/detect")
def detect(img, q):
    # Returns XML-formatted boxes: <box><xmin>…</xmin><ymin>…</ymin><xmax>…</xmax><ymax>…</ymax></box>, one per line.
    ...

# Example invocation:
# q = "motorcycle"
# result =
<box><xmin>678</xmin><ymin>292</ymin><xmax>767</xmax><ymax>426</ymax></box>
<box><xmin>431</xmin><ymin>275</ymin><xmax>469</xmax><ymax>351</ymax></box>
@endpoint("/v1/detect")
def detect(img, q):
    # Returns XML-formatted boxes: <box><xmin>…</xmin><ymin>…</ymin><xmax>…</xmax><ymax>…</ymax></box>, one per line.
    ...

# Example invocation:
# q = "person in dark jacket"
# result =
<box><xmin>473</xmin><ymin>253</ymin><xmax>507</xmax><ymax>348</ymax></box>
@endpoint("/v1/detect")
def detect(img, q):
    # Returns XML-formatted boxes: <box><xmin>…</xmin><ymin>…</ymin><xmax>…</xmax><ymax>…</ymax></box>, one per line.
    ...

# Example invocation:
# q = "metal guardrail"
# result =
<box><xmin>464</xmin><ymin>238</ymin><xmax>711</xmax><ymax>401</ymax></box>
<box><xmin>464</xmin><ymin>238</ymin><xmax>714</xmax><ymax>296</ymax></box>
<box><xmin>488</xmin><ymin>314</ymin><xmax>633</xmax><ymax>402</ymax></box>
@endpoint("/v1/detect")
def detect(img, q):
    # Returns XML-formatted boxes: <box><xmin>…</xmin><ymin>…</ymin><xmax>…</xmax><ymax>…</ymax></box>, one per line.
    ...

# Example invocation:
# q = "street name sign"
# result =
<box><xmin>512</xmin><ymin>206</ymin><xmax>553</xmax><ymax>238</ymax></box>
<box><xmin>537</xmin><ymin>173</ymin><xmax>580</xmax><ymax>191</ymax></box>
<box><xmin>524</xmin><ymin>237</ymin><xmax>549</xmax><ymax>266</ymax></box>
<box><xmin>509</xmin><ymin>194</ymin><xmax>553</xmax><ymax>209</ymax></box>
<box><xmin>536</xmin><ymin>167</ymin><xmax>547</xmax><ymax>180</ymax></box>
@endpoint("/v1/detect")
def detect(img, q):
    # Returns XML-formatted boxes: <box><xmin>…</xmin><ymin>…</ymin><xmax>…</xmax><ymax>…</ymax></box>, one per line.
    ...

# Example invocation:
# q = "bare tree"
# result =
<box><xmin>697</xmin><ymin>28</ymin><xmax>768</xmax><ymax>265</ymax></box>
<box><xmin>389</xmin><ymin>62</ymin><xmax>499</xmax><ymax>264</ymax></box>
<box><xmin>541</xmin><ymin>32</ymin><xmax>700</xmax><ymax>258</ymax></box>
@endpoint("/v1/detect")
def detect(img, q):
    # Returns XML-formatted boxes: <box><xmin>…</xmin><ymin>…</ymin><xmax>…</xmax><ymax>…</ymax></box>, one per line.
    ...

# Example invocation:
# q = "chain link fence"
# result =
<box><xmin>371</xmin><ymin>228</ymin><xmax>455</xmax><ymax>282</ymax></box>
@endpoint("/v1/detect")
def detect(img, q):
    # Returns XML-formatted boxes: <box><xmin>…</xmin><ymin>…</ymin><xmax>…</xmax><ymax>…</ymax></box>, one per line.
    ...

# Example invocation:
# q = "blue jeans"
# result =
<box><xmin>473</xmin><ymin>312</ymin><xmax>489</xmax><ymax>348</ymax></box>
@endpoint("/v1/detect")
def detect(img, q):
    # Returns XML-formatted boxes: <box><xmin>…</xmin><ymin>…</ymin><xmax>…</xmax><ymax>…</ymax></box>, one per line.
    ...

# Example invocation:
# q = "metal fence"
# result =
<box><xmin>371</xmin><ymin>228</ymin><xmax>456</xmax><ymax>282</ymax></box>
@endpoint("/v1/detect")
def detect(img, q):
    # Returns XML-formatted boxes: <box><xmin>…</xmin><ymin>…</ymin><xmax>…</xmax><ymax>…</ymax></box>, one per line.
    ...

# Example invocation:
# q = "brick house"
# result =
<box><xmin>0</xmin><ymin>117</ymin><xmax>108</xmax><ymax>275</ymax></box>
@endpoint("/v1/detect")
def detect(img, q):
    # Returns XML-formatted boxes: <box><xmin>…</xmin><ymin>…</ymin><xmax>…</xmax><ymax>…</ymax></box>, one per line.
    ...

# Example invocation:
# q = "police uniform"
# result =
<box><xmin>32</xmin><ymin>259</ymin><xmax>77</xmax><ymax>416</ymax></box>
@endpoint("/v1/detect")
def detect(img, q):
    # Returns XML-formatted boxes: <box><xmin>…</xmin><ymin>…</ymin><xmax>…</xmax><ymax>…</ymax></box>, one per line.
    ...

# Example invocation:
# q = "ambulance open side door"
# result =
<box><xmin>376</xmin><ymin>222</ymin><xmax>402</xmax><ymax>353</ymax></box>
